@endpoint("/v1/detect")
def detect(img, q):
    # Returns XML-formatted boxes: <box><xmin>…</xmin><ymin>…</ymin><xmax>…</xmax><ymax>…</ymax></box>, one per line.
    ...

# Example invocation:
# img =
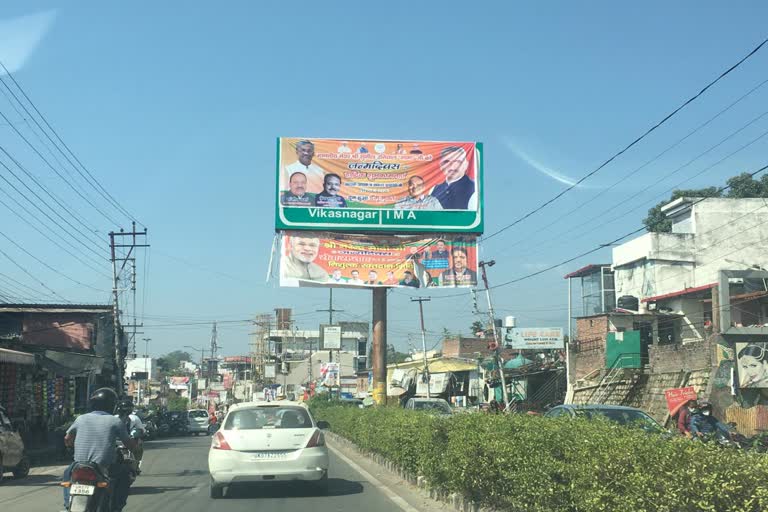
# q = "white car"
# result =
<box><xmin>207</xmin><ymin>401</ymin><xmax>330</xmax><ymax>498</ymax></box>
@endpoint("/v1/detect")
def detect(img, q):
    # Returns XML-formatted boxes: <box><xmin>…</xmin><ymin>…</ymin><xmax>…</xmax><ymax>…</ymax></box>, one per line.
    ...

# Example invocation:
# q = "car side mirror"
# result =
<box><xmin>317</xmin><ymin>420</ymin><xmax>330</xmax><ymax>430</ymax></box>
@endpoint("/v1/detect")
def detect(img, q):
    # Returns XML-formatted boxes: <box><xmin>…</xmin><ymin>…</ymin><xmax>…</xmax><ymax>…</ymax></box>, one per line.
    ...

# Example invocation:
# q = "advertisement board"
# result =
<box><xmin>275</xmin><ymin>138</ymin><xmax>483</xmax><ymax>233</ymax></box>
<box><xmin>504</xmin><ymin>327</ymin><xmax>564</xmax><ymax>350</ymax></box>
<box><xmin>736</xmin><ymin>342</ymin><xmax>768</xmax><ymax>388</ymax></box>
<box><xmin>322</xmin><ymin>325</ymin><xmax>342</xmax><ymax>350</ymax></box>
<box><xmin>415</xmin><ymin>372</ymin><xmax>449</xmax><ymax>395</ymax></box>
<box><xmin>279</xmin><ymin>232</ymin><xmax>478</xmax><ymax>288</ymax></box>
<box><xmin>664</xmin><ymin>386</ymin><xmax>697</xmax><ymax>416</ymax></box>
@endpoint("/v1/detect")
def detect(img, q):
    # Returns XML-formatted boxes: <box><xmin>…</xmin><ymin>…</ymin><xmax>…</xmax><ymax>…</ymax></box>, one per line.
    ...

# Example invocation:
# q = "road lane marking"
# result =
<box><xmin>328</xmin><ymin>444</ymin><xmax>421</xmax><ymax>512</ymax></box>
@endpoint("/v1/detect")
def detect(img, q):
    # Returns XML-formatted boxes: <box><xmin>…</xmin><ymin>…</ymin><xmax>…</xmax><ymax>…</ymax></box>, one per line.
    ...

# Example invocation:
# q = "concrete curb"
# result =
<box><xmin>326</xmin><ymin>432</ymin><xmax>495</xmax><ymax>512</ymax></box>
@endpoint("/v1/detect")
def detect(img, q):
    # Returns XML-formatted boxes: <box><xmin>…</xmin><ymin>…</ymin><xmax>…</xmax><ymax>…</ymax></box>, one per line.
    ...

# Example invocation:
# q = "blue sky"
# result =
<box><xmin>1</xmin><ymin>2</ymin><xmax>767</xmax><ymax>357</ymax></box>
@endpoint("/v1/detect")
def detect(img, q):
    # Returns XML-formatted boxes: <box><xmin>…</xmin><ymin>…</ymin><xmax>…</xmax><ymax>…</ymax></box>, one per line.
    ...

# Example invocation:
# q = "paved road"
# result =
<box><xmin>0</xmin><ymin>435</ymin><xmax>439</xmax><ymax>512</ymax></box>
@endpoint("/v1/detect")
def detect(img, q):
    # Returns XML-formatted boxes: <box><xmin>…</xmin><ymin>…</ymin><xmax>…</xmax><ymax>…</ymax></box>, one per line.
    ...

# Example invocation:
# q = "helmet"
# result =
<box><xmin>116</xmin><ymin>398</ymin><xmax>133</xmax><ymax>416</ymax></box>
<box><xmin>698</xmin><ymin>400</ymin><xmax>712</xmax><ymax>410</ymax></box>
<box><xmin>88</xmin><ymin>388</ymin><xmax>118</xmax><ymax>414</ymax></box>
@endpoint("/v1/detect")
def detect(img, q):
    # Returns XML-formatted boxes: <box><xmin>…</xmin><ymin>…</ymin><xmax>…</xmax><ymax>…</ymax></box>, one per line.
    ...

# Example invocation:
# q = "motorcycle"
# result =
<box><xmin>116</xmin><ymin>429</ymin><xmax>142</xmax><ymax>486</ymax></box>
<box><xmin>63</xmin><ymin>462</ymin><xmax>111</xmax><ymax>512</ymax></box>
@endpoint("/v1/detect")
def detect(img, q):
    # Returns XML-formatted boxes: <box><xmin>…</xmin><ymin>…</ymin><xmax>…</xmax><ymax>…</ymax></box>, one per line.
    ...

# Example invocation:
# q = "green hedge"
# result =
<box><xmin>309</xmin><ymin>401</ymin><xmax>768</xmax><ymax>512</ymax></box>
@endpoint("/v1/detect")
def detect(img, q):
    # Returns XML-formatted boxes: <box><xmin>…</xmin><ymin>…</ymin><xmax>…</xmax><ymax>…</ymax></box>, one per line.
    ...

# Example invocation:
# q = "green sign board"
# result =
<box><xmin>275</xmin><ymin>138</ymin><xmax>484</xmax><ymax>233</ymax></box>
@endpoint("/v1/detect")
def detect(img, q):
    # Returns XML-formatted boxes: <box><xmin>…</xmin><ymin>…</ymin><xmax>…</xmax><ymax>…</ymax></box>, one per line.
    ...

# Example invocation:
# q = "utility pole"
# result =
<box><xmin>141</xmin><ymin>338</ymin><xmax>151</xmax><ymax>406</ymax></box>
<box><xmin>411</xmin><ymin>297</ymin><xmax>432</xmax><ymax>399</ymax></box>
<box><xmin>109</xmin><ymin>222</ymin><xmax>149</xmax><ymax>396</ymax></box>
<box><xmin>371</xmin><ymin>288</ymin><xmax>387</xmax><ymax>405</ymax></box>
<box><xmin>479</xmin><ymin>260</ymin><xmax>509</xmax><ymax>409</ymax></box>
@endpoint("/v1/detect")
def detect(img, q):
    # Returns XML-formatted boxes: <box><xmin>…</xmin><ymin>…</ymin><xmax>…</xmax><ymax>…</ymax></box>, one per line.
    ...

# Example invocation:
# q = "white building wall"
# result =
<box><xmin>125</xmin><ymin>357</ymin><xmax>157</xmax><ymax>380</ymax></box>
<box><xmin>613</xmin><ymin>199</ymin><xmax>768</xmax><ymax>301</ymax></box>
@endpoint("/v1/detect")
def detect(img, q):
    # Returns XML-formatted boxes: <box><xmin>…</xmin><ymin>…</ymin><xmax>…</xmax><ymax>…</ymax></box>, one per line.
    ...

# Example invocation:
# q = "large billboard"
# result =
<box><xmin>275</xmin><ymin>138</ymin><xmax>483</xmax><ymax>233</ymax></box>
<box><xmin>279</xmin><ymin>232</ymin><xmax>478</xmax><ymax>288</ymax></box>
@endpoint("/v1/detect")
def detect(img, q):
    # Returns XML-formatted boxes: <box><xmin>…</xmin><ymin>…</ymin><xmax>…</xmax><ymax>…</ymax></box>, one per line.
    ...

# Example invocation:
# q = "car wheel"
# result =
<box><xmin>12</xmin><ymin>457</ymin><xmax>29</xmax><ymax>479</ymax></box>
<box><xmin>210</xmin><ymin>481</ymin><xmax>224</xmax><ymax>499</ymax></box>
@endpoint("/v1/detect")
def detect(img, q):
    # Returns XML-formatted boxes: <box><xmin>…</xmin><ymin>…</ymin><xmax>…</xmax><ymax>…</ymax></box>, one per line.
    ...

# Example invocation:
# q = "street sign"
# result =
<box><xmin>504</xmin><ymin>327</ymin><xmax>564</xmax><ymax>349</ymax></box>
<box><xmin>131</xmin><ymin>371</ymin><xmax>148</xmax><ymax>381</ymax></box>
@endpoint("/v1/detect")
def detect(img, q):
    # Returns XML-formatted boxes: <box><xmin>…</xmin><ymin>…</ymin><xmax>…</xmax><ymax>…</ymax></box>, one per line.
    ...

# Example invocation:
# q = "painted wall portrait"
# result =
<box><xmin>736</xmin><ymin>342</ymin><xmax>768</xmax><ymax>388</ymax></box>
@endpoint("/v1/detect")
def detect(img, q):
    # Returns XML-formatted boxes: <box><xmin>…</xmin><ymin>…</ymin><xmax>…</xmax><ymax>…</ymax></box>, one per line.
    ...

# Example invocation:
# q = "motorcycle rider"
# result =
<box><xmin>689</xmin><ymin>401</ymin><xmax>730</xmax><ymax>439</ymax></box>
<box><xmin>116</xmin><ymin>398</ymin><xmax>145</xmax><ymax>465</ymax></box>
<box><xmin>63</xmin><ymin>388</ymin><xmax>137</xmax><ymax>512</ymax></box>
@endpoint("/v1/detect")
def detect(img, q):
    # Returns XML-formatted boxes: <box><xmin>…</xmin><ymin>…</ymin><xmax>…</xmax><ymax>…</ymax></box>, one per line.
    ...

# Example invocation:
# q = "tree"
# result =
<box><xmin>470</xmin><ymin>320</ymin><xmax>486</xmax><ymax>337</ymax></box>
<box><xmin>387</xmin><ymin>344</ymin><xmax>410</xmax><ymax>364</ymax></box>
<box><xmin>167</xmin><ymin>394</ymin><xmax>189</xmax><ymax>411</ymax></box>
<box><xmin>156</xmin><ymin>350</ymin><xmax>192</xmax><ymax>375</ymax></box>
<box><xmin>725</xmin><ymin>172</ymin><xmax>768</xmax><ymax>198</ymax></box>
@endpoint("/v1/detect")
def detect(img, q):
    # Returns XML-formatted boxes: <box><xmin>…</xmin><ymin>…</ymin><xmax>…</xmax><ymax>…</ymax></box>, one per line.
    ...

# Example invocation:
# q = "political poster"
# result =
<box><xmin>275</xmin><ymin>138</ymin><xmax>483</xmax><ymax>233</ymax></box>
<box><xmin>279</xmin><ymin>232</ymin><xmax>478</xmax><ymax>289</ymax></box>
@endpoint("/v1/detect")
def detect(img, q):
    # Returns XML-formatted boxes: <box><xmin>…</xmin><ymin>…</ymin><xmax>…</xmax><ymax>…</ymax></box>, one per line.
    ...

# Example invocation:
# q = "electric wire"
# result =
<box><xmin>0</xmin><ymin>60</ymin><xmax>140</xmax><ymax>226</ymax></box>
<box><xmin>0</xmin><ymin>246</ymin><xmax>70</xmax><ymax>303</ymax></box>
<box><xmin>483</xmin><ymin>36</ymin><xmax>768</xmax><ymax>243</ymax></box>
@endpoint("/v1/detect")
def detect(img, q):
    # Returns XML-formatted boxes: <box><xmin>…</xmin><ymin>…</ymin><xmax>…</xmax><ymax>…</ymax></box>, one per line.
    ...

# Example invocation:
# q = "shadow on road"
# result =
<box><xmin>141</xmin><ymin>469</ymin><xmax>208</xmax><ymax>478</ymax></box>
<box><xmin>225</xmin><ymin>478</ymin><xmax>364</xmax><ymax>499</ymax></box>
<box><xmin>129</xmin><ymin>485</ymin><xmax>195</xmax><ymax>495</ymax></box>
<box><xmin>1</xmin><ymin>474</ymin><xmax>62</xmax><ymax>487</ymax></box>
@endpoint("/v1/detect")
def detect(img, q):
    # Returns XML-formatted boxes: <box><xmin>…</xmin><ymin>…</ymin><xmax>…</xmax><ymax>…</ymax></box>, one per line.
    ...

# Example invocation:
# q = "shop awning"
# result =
<box><xmin>0</xmin><ymin>347</ymin><xmax>35</xmax><ymax>365</ymax></box>
<box><xmin>39</xmin><ymin>350</ymin><xmax>104</xmax><ymax>376</ymax></box>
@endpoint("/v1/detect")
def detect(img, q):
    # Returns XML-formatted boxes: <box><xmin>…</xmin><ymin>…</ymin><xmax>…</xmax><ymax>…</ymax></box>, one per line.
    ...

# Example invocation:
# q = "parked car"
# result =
<box><xmin>544</xmin><ymin>404</ymin><xmax>663</xmax><ymax>432</ymax></box>
<box><xmin>338</xmin><ymin>398</ymin><xmax>364</xmax><ymax>409</ymax></box>
<box><xmin>187</xmin><ymin>409</ymin><xmax>210</xmax><ymax>436</ymax></box>
<box><xmin>0</xmin><ymin>405</ymin><xmax>30</xmax><ymax>482</ymax></box>
<box><xmin>404</xmin><ymin>398</ymin><xmax>453</xmax><ymax>416</ymax></box>
<box><xmin>208</xmin><ymin>401</ymin><xmax>330</xmax><ymax>499</ymax></box>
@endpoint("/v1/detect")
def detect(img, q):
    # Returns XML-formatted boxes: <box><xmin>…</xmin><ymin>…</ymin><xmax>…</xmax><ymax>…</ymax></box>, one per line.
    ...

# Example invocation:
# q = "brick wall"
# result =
<box><xmin>571</xmin><ymin>315</ymin><xmax>610</xmax><ymax>383</ymax></box>
<box><xmin>649</xmin><ymin>338</ymin><xmax>713</xmax><ymax>373</ymax></box>
<box><xmin>441</xmin><ymin>336</ymin><xmax>516</xmax><ymax>360</ymax></box>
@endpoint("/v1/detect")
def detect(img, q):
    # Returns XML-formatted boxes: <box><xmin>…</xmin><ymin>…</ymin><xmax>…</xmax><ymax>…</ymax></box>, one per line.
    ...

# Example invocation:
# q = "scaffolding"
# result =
<box><xmin>250</xmin><ymin>313</ymin><xmax>273</xmax><ymax>387</ymax></box>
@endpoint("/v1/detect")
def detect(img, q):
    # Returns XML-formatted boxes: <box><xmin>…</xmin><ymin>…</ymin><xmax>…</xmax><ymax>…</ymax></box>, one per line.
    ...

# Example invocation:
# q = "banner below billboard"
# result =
<box><xmin>275</xmin><ymin>138</ymin><xmax>483</xmax><ymax>233</ymax></box>
<box><xmin>279</xmin><ymin>232</ymin><xmax>478</xmax><ymax>289</ymax></box>
<box><xmin>322</xmin><ymin>325</ymin><xmax>342</xmax><ymax>350</ymax></box>
<box><xmin>504</xmin><ymin>328</ymin><xmax>565</xmax><ymax>350</ymax></box>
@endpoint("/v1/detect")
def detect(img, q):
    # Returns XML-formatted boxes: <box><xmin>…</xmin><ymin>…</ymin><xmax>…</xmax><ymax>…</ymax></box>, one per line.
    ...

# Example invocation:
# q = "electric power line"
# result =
<box><xmin>483</xmin><ymin>36</ymin><xmax>768</xmax><ymax>243</ymax></box>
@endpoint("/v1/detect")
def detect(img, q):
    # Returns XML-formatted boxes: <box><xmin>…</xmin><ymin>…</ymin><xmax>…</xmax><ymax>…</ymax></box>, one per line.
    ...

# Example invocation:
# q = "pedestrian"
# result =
<box><xmin>676</xmin><ymin>399</ymin><xmax>697</xmax><ymax>437</ymax></box>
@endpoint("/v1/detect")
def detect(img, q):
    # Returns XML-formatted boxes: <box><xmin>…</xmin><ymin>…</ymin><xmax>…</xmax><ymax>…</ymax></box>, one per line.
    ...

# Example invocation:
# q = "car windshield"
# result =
<box><xmin>224</xmin><ymin>407</ymin><xmax>312</xmax><ymax>430</ymax></box>
<box><xmin>576</xmin><ymin>409</ymin><xmax>661</xmax><ymax>430</ymax></box>
<box><xmin>413</xmin><ymin>401</ymin><xmax>452</xmax><ymax>414</ymax></box>
<box><xmin>188</xmin><ymin>410</ymin><xmax>208</xmax><ymax>419</ymax></box>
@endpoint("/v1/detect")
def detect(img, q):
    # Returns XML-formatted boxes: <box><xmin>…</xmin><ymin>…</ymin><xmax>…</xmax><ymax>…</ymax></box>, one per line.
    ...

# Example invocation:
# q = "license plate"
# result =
<box><xmin>70</xmin><ymin>484</ymin><xmax>95</xmax><ymax>495</ymax></box>
<box><xmin>251</xmin><ymin>452</ymin><xmax>287</xmax><ymax>460</ymax></box>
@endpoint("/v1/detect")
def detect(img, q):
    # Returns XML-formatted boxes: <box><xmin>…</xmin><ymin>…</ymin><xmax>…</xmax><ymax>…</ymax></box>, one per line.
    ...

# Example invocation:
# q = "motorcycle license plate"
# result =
<box><xmin>70</xmin><ymin>484</ymin><xmax>95</xmax><ymax>495</ymax></box>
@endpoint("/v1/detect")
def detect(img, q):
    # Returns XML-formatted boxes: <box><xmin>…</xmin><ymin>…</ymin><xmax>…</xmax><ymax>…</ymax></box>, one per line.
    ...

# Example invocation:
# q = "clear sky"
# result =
<box><xmin>1</xmin><ymin>2</ymin><xmax>767</xmax><ymax>358</ymax></box>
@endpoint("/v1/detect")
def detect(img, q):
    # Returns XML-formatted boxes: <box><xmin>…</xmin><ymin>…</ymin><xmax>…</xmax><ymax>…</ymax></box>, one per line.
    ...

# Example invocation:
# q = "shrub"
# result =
<box><xmin>310</xmin><ymin>404</ymin><xmax>768</xmax><ymax>512</ymax></box>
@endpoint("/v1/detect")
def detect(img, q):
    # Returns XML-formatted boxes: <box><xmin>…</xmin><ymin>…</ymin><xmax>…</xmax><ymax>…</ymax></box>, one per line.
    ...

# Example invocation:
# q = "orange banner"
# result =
<box><xmin>279</xmin><ymin>232</ymin><xmax>478</xmax><ymax>289</ymax></box>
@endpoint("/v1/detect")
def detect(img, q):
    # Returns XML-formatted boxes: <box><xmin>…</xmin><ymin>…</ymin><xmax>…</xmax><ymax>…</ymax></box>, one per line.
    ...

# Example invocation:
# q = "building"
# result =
<box><xmin>566</xmin><ymin>197</ymin><xmax>768</xmax><ymax>433</ymax></box>
<box><xmin>0</xmin><ymin>303</ymin><xmax>123</xmax><ymax>452</ymax></box>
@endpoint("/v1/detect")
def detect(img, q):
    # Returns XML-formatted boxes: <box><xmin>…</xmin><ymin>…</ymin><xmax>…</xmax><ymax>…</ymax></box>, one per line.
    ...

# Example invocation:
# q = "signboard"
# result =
<box><xmin>736</xmin><ymin>342</ymin><xmax>768</xmax><ymax>388</ymax></box>
<box><xmin>664</xmin><ymin>386</ymin><xmax>697</xmax><ymax>416</ymax></box>
<box><xmin>415</xmin><ymin>372</ymin><xmax>449</xmax><ymax>395</ymax></box>
<box><xmin>322</xmin><ymin>325</ymin><xmax>342</xmax><ymax>350</ymax></box>
<box><xmin>280</xmin><ymin>232</ymin><xmax>478</xmax><ymax>288</ymax></box>
<box><xmin>264</xmin><ymin>365</ymin><xmax>276</xmax><ymax>379</ymax></box>
<box><xmin>168</xmin><ymin>376</ymin><xmax>190</xmax><ymax>390</ymax></box>
<box><xmin>275</xmin><ymin>138</ymin><xmax>483</xmax><ymax>233</ymax></box>
<box><xmin>504</xmin><ymin>327</ymin><xmax>564</xmax><ymax>349</ymax></box>
<box><xmin>131</xmin><ymin>371</ymin><xmax>148</xmax><ymax>381</ymax></box>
